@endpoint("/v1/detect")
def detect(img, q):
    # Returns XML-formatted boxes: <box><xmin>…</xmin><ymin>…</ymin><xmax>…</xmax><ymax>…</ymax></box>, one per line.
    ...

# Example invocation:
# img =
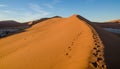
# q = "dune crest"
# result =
<box><xmin>0</xmin><ymin>15</ymin><xmax>107</xmax><ymax>69</ymax></box>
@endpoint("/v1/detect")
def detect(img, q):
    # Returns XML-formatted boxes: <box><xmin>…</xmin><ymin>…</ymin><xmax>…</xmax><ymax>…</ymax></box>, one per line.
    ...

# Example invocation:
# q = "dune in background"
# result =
<box><xmin>0</xmin><ymin>14</ymin><xmax>120</xmax><ymax>69</ymax></box>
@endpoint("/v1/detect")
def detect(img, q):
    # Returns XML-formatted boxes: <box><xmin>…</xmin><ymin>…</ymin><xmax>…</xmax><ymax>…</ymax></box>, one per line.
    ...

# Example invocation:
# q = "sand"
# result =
<box><xmin>0</xmin><ymin>15</ymin><xmax>106</xmax><ymax>69</ymax></box>
<box><xmin>90</xmin><ymin>23</ymin><xmax>120</xmax><ymax>69</ymax></box>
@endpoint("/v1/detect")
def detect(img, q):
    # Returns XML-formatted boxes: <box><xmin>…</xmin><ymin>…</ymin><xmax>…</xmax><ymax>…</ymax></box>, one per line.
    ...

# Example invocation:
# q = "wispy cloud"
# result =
<box><xmin>29</xmin><ymin>3</ymin><xmax>50</xmax><ymax>16</ymax></box>
<box><xmin>53</xmin><ymin>0</ymin><xmax>60</xmax><ymax>4</ymax></box>
<box><xmin>0</xmin><ymin>3</ymin><xmax>51</xmax><ymax>22</ymax></box>
<box><xmin>44</xmin><ymin>3</ymin><xmax>53</xmax><ymax>8</ymax></box>
<box><xmin>84</xmin><ymin>0</ymin><xmax>96</xmax><ymax>2</ymax></box>
<box><xmin>0</xmin><ymin>4</ymin><xmax>7</xmax><ymax>7</ymax></box>
<box><xmin>43</xmin><ymin>0</ymin><xmax>60</xmax><ymax>8</ymax></box>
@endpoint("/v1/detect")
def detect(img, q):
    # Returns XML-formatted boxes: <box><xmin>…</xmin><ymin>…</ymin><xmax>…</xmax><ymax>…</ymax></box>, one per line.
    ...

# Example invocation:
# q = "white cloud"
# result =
<box><xmin>84</xmin><ymin>0</ymin><xmax>96</xmax><ymax>2</ymax></box>
<box><xmin>29</xmin><ymin>3</ymin><xmax>42</xmax><ymax>11</ymax></box>
<box><xmin>43</xmin><ymin>0</ymin><xmax>60</xmax><ymax>8</ymax></box>
<box><xmin>0</xmin><ymin>4</ymin><xmax>7</xmax><ymax>7</ymax></box>
<box><xmin>44</xmin><ymin>3</ymin><xmax>53</xmax><ymax>8</ymax></box>
<box><xmin>0</xmin><ymin>3</ymin><xmax>51</xmax><ymax>22</ymax></box>
<box><xmin>53</xmin><ymin>0</ymin><xmax>60</xmax><ymax>4</ymax></box>
<box><xmin>29</xmin><ymin>3</ymin><xmax>50</xmax><ymax>16</ymax></box>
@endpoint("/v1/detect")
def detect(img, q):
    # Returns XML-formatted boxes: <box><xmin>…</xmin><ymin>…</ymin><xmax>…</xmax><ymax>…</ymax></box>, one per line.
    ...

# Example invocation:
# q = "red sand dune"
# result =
<box><xmin>111</xmin><ymin>19</ymin><xmax>120</xmax><ymax>23</ymax></box>
<box><xmin>0</xmin><ymin>14</ymin><xmax>120</xmax><ymax>69</ymax></box>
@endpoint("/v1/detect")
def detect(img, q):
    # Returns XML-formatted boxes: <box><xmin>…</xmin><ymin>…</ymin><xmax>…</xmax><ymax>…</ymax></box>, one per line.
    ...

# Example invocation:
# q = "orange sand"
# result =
<box><xmin>0</xmin><ymin>15</ymin><xmax>106</xmax><ymax>69</ymax></box>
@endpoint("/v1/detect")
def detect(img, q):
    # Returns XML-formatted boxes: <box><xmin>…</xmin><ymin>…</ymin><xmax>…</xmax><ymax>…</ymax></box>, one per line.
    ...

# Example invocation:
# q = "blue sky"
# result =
<box><xmin>0</xmin><ymin>0</ymin><xmax>120</xmax><ymax>22</ymax></box>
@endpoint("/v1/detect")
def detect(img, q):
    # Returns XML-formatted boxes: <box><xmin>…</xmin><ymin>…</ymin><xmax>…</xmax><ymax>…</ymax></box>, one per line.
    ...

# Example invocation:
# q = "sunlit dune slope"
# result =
<box><xmin>0</xmin><ymin>15</ymin><xmax>106</xmax><ymax>69</ymax></box>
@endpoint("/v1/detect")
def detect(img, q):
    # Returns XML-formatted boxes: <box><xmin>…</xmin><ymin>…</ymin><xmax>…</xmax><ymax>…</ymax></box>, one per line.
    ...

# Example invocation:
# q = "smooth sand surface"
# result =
<box><xmin>0</xmin><ymin>15</ymin><xmax>106</xmax><ymax>69</ymax></box>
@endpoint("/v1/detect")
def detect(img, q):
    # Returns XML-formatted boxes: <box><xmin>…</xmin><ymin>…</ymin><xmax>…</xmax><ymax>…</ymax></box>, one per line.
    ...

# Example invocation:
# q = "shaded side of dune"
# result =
<box><xmin>90</xmin><ymin>23</ymin><xmax>120</xmax><ymax>69</ymax></box>
<box><xmin>94</xmin><ymin>22</ymin><xmax>120</xmax><ymax>29</ymax></box>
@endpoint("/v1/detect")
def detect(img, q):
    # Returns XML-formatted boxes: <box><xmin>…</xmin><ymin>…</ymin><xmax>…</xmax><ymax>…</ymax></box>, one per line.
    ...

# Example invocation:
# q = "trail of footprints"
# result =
<box><xmin>89</xmin><ymin>28</ymin><xmax>107</xmax><ymax>69</ymax></box>
<box><xmin>64</xmin><ymin>23</ymin><xmax>106</xmax><ymax>69</ymax></box>
<box><xmin>65</xmin><ymin>32</ymin><xmax>81</xmax><ymax>58</ymax></box>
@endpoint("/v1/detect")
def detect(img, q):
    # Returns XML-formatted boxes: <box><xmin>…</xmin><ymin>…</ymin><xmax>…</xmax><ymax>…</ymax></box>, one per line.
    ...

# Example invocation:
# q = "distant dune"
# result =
<box><xmin>0</xmin><ymin>20</ymin><xmax>28</xmax><ymax>28</ymax></box>
<box><xmin>0</xmin><ymin>20</ymin><xmax>30</xmax><ymax>38</ymax></box>
<box><xmin>110</xmin><ymin>19</ymin><xmax>120</xmax><ymax>23</ymax></box>
<box><xmin>0</xmin><ymin>14</ymin><xmax>120</xmax><ymax>69</ymax></box>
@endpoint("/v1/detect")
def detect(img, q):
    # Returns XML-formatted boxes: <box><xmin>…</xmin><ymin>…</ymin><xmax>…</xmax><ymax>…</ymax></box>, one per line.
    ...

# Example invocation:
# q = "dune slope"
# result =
<box><xmin>90</xmin><ymin>23</ymin><xmax>120</xmax><ymax>69</ymax></box>
<box><xmin>0</xmin><ymin>15</ymin><xmax>106</xmax><ymax>69</ymax></box>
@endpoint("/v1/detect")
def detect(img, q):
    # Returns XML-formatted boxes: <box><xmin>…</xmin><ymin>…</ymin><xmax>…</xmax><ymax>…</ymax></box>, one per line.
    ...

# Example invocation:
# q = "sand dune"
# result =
<box><xmin>111</xmin><ymin>19</ymin><xmax>120</xmax><ymax>23</ymax></box>
<box><xmin>0</xmin><ymin>14</ymin><xmax>112</xmax><ymax>69</ymax></box>
<box><xmin>0</xmin><ymin>20</ymin><xmax>29</xmax><ymax>28</ymax></box>
<box><xmin>89</xmin><ymin>23</ymin><xmax>120</xmax><ymax>69</ymax></box>
<box><xmin>0</xmin><ymin>20</ymin><xmax>30</xmax><ymax>38</ymax></box>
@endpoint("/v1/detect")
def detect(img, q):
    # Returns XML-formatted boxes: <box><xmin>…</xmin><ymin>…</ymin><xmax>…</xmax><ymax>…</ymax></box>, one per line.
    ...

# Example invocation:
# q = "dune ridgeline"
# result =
<box><xmin>0</xmin><ymin>14</ymin><xmax>120</xmax><ymax>69</ymax></box>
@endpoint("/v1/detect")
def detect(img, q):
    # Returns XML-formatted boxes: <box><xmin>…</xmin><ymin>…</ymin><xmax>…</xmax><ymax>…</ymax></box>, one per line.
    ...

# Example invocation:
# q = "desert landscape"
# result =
<box><xmin>0</xmin><ymin>14</ymin><xmax>120</xmax><ymax>69</ymax></box>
